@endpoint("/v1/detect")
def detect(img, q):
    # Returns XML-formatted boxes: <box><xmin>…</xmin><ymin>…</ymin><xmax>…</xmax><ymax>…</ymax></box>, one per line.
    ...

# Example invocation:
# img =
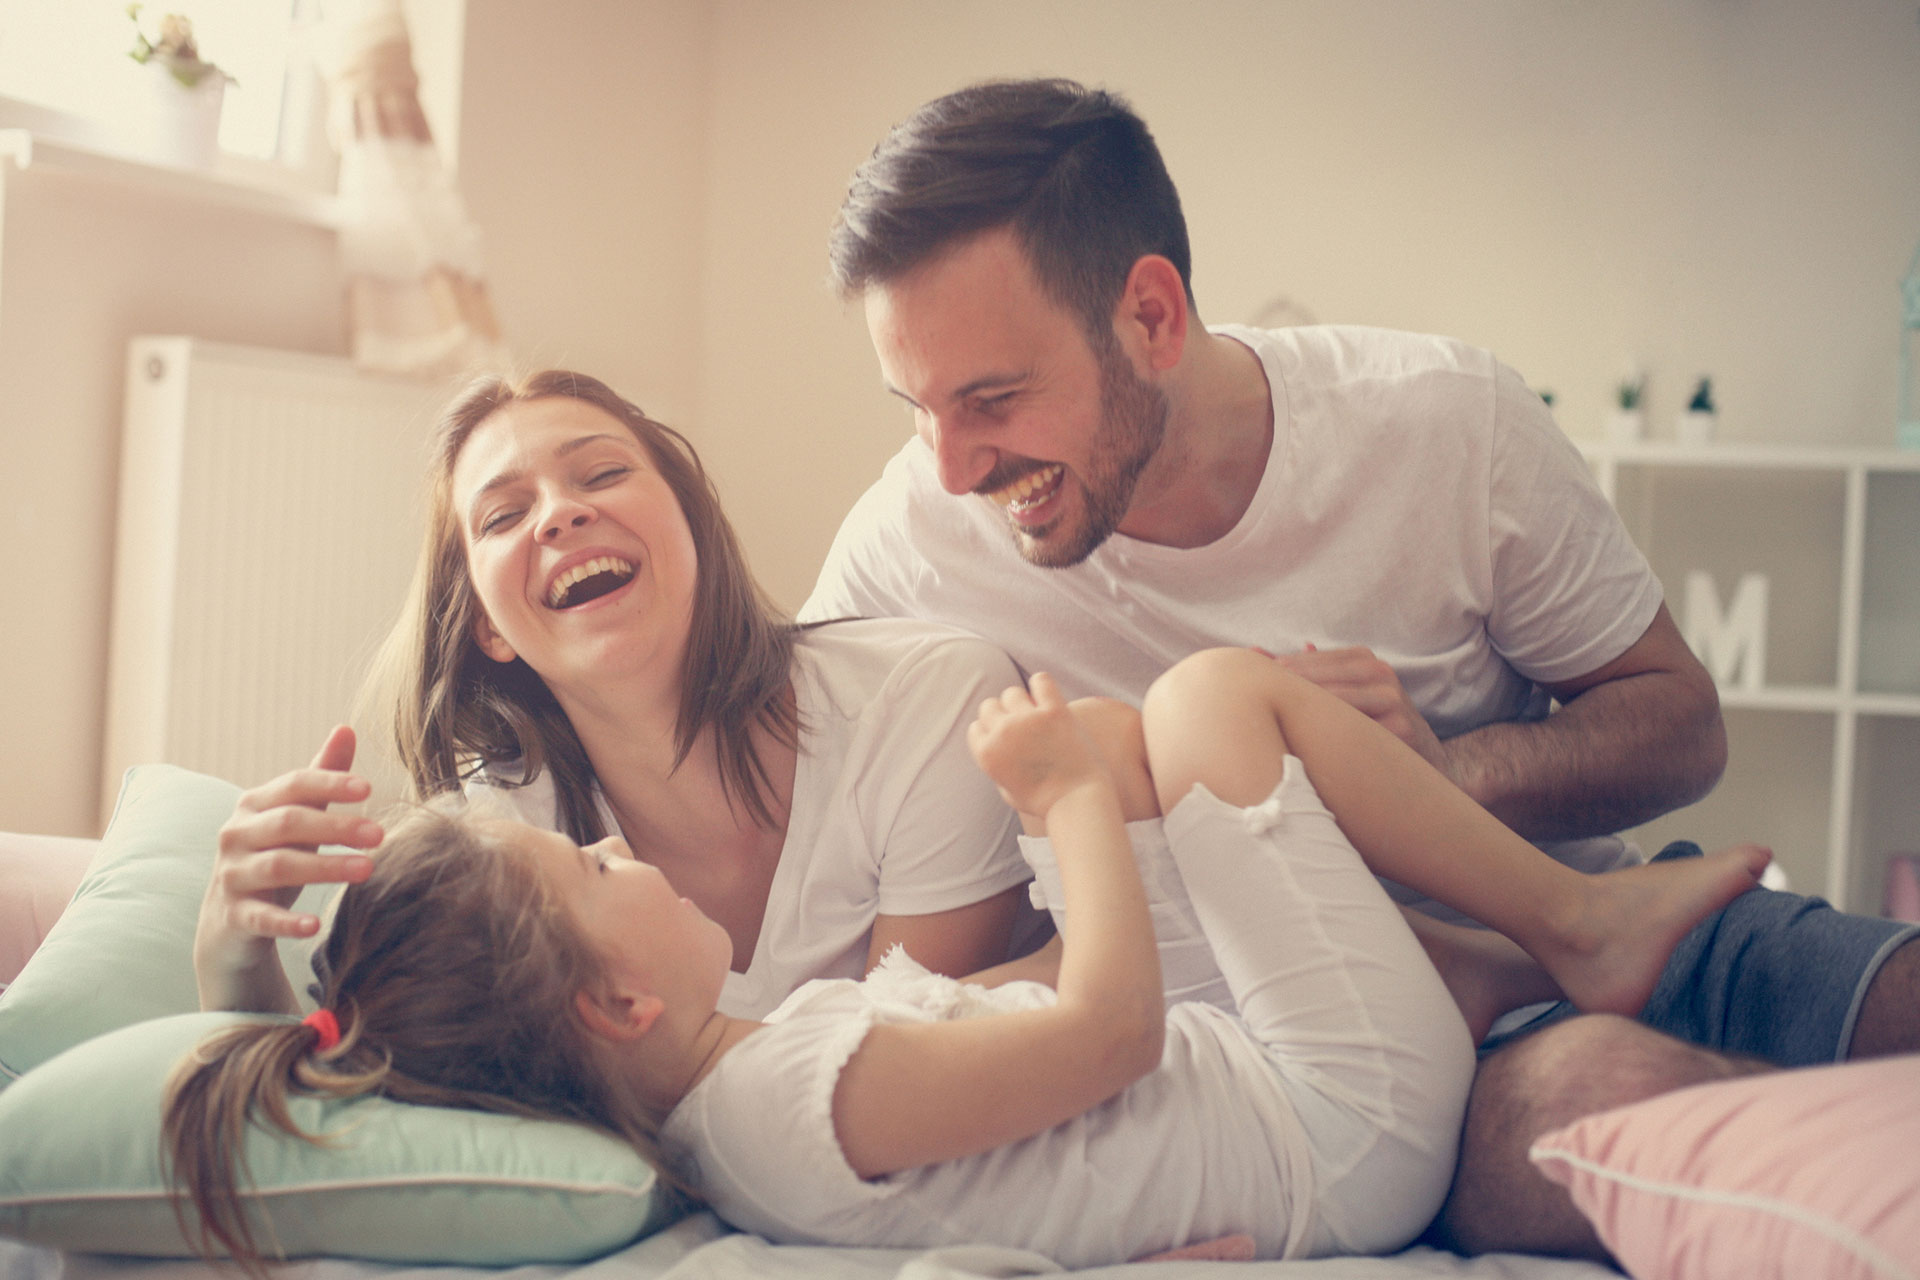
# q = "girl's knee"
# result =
<box><xmin>1143</xmin><ymin>647</ymin><xmax>1273</xmax><ymax>724</ymax></box>
<box><xmin>1070</xmin><ymin>697</ymin><xmax>1159</xmax><ymax>821</ymax></box>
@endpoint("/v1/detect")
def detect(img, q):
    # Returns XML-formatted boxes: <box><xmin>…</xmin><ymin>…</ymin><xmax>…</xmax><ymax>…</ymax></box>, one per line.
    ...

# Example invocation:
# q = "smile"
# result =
<box><xmin>987</xmin><ymin>464</ymin><xmax>1064</xmax><ymax>515</ymax></box>
<box><xmin>546</xmin><ymin>556</ymin><xmax>636</xmax><ymax>609</ymax></box>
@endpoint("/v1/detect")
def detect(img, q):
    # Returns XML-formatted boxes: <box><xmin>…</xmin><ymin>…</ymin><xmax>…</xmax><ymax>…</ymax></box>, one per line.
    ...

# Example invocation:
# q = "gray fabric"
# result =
<box><xmin>1482</xmin><ymin>841</ymin><xmax>1920</xmax><ymax>1064</ymax></box>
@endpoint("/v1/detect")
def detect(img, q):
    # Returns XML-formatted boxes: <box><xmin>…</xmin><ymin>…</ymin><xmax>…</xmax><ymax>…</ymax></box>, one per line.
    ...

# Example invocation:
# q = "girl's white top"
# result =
<box><xmin>661</xmin><ymin>949</ymin><xmax>1313</xmax><ymax>1267</ymax></box>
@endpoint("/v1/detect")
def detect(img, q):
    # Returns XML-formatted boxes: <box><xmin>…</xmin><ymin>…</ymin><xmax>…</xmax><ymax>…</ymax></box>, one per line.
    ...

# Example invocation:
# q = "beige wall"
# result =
<box><xmin>690</xmin><ymin>0</ymin><xmax>1920</xmax><ymax>610</ymax></box>
<box><xmin>4</xmin><ymin>0</ymin><xmax>1916</xmax><ymax>834</ymax></box>
<box><xmin>0</xmin><ymin>163</ymin><xmax>343</xmax><ymax>836</ymax></box>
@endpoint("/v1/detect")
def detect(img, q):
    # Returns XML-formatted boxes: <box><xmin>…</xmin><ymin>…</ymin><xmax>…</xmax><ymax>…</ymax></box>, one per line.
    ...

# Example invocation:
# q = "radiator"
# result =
<box><xmin>101</xmin><ymin>337</ymin><xmax>449</xmax><ymax>823</ymax></box>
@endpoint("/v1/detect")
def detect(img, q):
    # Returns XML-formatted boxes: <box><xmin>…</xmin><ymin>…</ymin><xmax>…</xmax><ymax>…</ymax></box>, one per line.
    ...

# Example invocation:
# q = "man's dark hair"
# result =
<box><xmin>829</xmin><ymin>78</ymin><xmax>1192</xmax><ymax>341</ymax></box>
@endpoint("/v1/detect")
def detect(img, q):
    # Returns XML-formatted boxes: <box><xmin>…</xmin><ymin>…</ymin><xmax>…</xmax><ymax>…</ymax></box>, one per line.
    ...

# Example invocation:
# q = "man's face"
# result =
<box><xmin>864</xmin><ymin>229</ymin><xmax>1169</xmax><ymax>568</ymax></box>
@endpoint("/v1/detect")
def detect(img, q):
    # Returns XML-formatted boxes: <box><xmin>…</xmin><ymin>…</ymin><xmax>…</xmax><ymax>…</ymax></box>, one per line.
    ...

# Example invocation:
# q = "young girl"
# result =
<box><xmin>166</xmin><ymin>648</ymin><xmax>1766</xmax><ymax>1270</ymax></box>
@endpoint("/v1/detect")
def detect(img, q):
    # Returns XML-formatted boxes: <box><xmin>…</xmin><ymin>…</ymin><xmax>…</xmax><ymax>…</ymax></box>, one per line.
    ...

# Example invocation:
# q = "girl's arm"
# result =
<box><xmin>194</xmin><ymin>726</ymin><xmax>377</xmax><ymax>1013</ymax></box>
<box><xmin>829</xmin><ymin>675</ymin><xmax>1164</xmax><ymax>1180</ymax></box>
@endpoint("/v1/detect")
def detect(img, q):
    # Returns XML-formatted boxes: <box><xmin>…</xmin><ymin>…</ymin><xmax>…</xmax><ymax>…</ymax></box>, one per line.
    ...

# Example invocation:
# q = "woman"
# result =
<box><xmin>193</xmin><ymin>371</ymin><xmax>1035</xmax><ymax>1020</ymax></box>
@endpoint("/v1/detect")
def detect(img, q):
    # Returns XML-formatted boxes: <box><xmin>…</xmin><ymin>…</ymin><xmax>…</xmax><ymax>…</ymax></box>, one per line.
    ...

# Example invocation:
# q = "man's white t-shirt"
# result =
<box><xmin>803</xmin><ymin>324</ymin><xmax>1665</xmax><ymax>886</ymax></box>
<box><xmin>474</xmin><ymin>618</ymin><xmax>1033</xmax><ymax>1018</ymax></box>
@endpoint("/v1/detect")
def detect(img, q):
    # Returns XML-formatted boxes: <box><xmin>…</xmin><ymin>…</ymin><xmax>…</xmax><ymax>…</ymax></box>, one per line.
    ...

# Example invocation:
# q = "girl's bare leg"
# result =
<box><xmin>1402</xmin><ymin>909</ymin><xmax>1562</xmax><ymax>1043</ymax></box>
<box><xmin>1141</xmin><ymin>648</ymin><xmax>1770</xmax><ymax>1019</ymax></box>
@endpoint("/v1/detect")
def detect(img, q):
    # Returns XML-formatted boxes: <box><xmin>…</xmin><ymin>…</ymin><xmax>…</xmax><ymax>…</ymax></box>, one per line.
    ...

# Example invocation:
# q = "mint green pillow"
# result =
<box><xmin>0</xmin><ymin>1011</ymin><xmax>674</xmax><ymax>1263</ymax></box>
<box><xmin>0</xmin><ymin>765</ymin><xmax>678</xmax><ymax>1264</ymax></box>
<box><xmin>0</xmin><ymin>765</ymin><xmax>332</xmax><ymax>1084</ymax></box>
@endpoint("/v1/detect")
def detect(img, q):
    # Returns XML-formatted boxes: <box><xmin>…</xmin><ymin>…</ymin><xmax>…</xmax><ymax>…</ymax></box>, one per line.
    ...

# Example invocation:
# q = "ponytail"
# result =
<box><xmin>162</xmin><ymin>1007</ymin><xmax>389</xmax><ymax>1273</ymax></box>
<box><xmin>161</xmin><ymin>805</ymin><xmax>686</xmax><ymax>1274</ymax></box>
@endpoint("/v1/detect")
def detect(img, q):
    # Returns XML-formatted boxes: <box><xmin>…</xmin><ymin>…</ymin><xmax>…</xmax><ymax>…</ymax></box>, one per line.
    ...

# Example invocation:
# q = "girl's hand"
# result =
<box><xmin>193</xmin><ymin>725</ymin><xmax>381</xmax><ymax>1012</ymax></box>
<box><xmin>967</xmin><ymin>674</ymin><xmax>1108</xmax><ymax>819</ymax></box>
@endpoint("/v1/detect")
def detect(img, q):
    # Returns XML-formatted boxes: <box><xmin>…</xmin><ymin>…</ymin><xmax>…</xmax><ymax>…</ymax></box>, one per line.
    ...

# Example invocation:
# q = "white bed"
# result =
<box><xmin>0</xmin><ymin>1219</ymin><xmax>1617</xmax><ymax>1280</ymax></box>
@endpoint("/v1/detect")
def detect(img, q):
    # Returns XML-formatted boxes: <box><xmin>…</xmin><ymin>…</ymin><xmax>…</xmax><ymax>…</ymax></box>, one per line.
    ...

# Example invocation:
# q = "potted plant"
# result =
<box><xmin>1607</xmin><ymin>370</ymin><xmax>1646</xmax><ymax>444</ymax></box>
<box><xmin>125</xmin><ymin>5</ymin><xmax>233</xmax><ymax>168</ymax></box>
<box><xmin>1677</xmin><ymin>377</ymin><xmax>1717</xmax><ymax>446</ymax></box>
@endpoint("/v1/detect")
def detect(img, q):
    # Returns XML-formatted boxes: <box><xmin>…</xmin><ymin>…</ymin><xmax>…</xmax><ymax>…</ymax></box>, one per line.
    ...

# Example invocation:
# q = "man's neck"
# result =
<box><xmin>1116</xmin><ymin>327</ymin><xmax>1274</xmax><ymax>550</ymax></box>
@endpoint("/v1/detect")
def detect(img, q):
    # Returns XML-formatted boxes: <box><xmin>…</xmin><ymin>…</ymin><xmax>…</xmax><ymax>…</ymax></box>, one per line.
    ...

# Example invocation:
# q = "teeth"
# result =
<box><xmin>990</xmin><ymin>465</ymin><xmax>1064</xmax><ymax>513</ymax></box>
<box><xmin>547</xmin><ymin>556</ymin><xmax>636</xmax><ymax>608</ymax></box>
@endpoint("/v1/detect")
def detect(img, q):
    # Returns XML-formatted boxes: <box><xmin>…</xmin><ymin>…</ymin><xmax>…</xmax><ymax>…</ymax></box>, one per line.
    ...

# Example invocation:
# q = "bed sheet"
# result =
<box><xmin>1</xmin><ymin>1215</ymin><xmax>1615</xmax><ymax>1280</ymax></box>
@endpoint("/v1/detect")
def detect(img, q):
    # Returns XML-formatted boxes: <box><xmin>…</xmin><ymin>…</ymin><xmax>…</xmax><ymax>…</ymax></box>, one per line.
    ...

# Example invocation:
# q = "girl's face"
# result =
<box><xmin>516</xmin><ymin>822</ymin><xmax>733</xmax><ymax>1015</ymax></box>
<box><xmin>450</xmin><ymin>397</ymin><xmax>700</xmax><ymax>697</ymax></box>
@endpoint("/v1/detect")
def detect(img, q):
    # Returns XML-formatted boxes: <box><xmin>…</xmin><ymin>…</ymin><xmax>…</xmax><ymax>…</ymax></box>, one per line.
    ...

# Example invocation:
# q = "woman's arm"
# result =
<box><xmin>193</xmin><ymin>726</ymin><xmax>379</xmax><ymax>1013</ymax></box>
<box><xmin>830</xmin><ymin>676</ymin><xmax>1164</xmax><ymax>1179</ymax></box>
<box><xmin>865</xmin><ymin>885</ymin><xmax>1029</xmax><ymax>979</ymax></box>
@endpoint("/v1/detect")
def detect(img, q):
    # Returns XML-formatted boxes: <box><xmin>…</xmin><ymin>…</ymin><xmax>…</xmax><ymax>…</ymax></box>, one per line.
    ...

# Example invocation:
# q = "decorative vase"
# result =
<box><xmin>1607</xmin><ymin>410</ymin><xmax>1645</xmax><ymax>445</ymax></box>
<box><xmin>129</xmin><ymin>59</ymin><xmax>226</xmax><ymax>169</ymax></box>
<box><xmin>1676</xmin><ymin>410</ymin><xmax>1716</xmax><ymax>447</ymax></box>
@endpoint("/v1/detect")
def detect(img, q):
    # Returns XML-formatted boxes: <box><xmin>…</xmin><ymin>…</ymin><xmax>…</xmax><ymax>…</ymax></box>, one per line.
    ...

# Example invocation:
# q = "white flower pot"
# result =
<box><xmin>1676</xmin><ymin>410</ymin><xmax>1717</xmax><ymax>447</ymax></box>
<box><xmin>128</xmin><ymin>60</ymin><xmax>226</xmax><ymax>169</ymax></box>
<box><xmin>1607</xmin><ymin>410</ymin><xmax>1646</xmax><ymax>444</ymax></box>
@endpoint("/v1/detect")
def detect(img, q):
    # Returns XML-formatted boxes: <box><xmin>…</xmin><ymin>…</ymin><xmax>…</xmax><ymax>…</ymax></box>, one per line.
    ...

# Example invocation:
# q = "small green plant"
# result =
<box><xmin>127</xmin><ymin>4</ymin><xmax>231</xmax><ymax>90</ymax></box>
<box><xmin>1616</xmin><ymin>373</ymin><xmax>1645</xmax><ymax>411</ymax></box>
<box><xmin>1687</xmin><ymin>377</ymin><xmax>1715</xmax><ymax>414</ymax></box>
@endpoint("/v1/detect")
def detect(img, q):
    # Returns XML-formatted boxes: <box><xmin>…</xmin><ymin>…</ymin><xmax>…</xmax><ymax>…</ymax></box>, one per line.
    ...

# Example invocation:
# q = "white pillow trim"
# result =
<box><xmin>0</xmin><ymin>1172</ymin><xmax>659</xmax><ymax>1206</ymax></box>
<box><xmin>1529</xmin><ymin>1142</ymin><xmax>1918</xmax><ymax>1280</ymax></box>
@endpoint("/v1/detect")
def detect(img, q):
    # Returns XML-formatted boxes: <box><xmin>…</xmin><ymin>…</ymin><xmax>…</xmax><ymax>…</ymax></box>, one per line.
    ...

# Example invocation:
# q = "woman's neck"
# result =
<box><xmin>562</xmin><ymin>679</ymin><xmax>800</xmax><ymax>973</ymax></box>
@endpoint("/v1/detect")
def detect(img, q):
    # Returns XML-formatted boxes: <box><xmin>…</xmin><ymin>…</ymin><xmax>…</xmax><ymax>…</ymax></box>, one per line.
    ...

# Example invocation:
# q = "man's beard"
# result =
<box><xmin>999</xmin><ymin>343</ymin><xmax>1169</xmax><ymax>569</ymax></box>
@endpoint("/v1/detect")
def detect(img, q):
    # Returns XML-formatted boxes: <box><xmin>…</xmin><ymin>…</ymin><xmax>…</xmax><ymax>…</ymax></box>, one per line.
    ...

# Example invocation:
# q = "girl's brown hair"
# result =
<box><xmin>371</xmin><ymin>370</ymin><xmax>799</xmax><ymax>841</ymax></box>
<box><xmin>161</xmin><ymin>804</ymin><xmax>682</xmax><ymax>1271</ymax></box>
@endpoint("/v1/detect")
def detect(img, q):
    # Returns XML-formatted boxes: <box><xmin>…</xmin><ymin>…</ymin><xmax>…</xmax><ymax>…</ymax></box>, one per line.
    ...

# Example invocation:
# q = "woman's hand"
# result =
<box><xmin>966</xmin><ymin>674</ymin><xmax>1108</xmax><ymax>820</ymax></box>
<box><xmin>193</xmin><ymin>725</ymin><xmax>382</xmax><ymax>1013</ymax></box>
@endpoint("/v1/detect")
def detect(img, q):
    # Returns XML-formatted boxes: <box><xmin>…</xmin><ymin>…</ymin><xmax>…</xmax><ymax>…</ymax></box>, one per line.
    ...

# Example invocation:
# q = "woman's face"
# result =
<box><xmin>450</xmin><ymin>397</ymin><xmax>700</xmax><ymax>698</ymax></box>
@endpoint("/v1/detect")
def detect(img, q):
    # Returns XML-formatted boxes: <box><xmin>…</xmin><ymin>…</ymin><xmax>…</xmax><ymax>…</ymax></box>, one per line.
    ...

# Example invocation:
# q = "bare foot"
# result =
<box><xmin>1535</xmin><ymin>843</ymin><xmax>1771</xmax><ymax>1017</ymax></box>
<box><xmin>1404</xmin><ymin>909</ymin><xmax>1563</xmax><ymax>1042</ymax></box>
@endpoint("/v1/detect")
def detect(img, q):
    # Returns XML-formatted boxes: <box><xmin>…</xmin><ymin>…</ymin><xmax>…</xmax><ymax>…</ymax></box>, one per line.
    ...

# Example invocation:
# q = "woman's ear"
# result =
<box><xmin>472</xmin><ymin>612</ymin><xmax>517</xmax><ymax>664</ymax></box>
<box><xmin>575</xmin><ymin>989</ymin><xmax>664</xmax><ymax>1042</ymax></box>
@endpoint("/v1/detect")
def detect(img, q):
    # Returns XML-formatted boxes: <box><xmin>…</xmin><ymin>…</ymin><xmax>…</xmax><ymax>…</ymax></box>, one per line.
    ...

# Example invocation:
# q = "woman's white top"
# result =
<box><xmin>475</xmin><ymin>618</ymin><xmax>1032</xmax><ymax>1018</ymax></box>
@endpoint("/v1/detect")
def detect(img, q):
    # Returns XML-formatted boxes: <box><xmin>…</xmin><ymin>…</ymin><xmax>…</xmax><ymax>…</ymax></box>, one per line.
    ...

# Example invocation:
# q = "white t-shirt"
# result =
<box><xmin>474</xmin><ymin>619</ymin><xmax>1032</xmax><ymax>1019</ymax></box>
<box><xmin>662</xmin><ymin>949</ymin><xmax>1315</xmax><ymax>1267</ymax></box>
<box><xmin>803</xmin><ymin>324</ymin><xmax>1664</xmax><ymax>886</ymax></box>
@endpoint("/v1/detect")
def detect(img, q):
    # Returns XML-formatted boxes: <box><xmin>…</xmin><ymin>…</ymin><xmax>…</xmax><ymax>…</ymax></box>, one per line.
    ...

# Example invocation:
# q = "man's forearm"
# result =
<box><xmin>1443</xmin><ymin>669</ymin><xmax>1727</xmax><ymax>842</ymax></box>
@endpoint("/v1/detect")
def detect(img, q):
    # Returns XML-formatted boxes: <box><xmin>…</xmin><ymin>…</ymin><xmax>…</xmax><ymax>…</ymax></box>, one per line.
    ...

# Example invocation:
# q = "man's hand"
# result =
<box><xmin>1273</xmin><ymin>645</ymin><xmax>1453</xmax><ymax>781</ymax></box>
<box><xmin>967</xmin><ymin>673</ymin><xmax>1111</xmax><ymax>820</ymax></box>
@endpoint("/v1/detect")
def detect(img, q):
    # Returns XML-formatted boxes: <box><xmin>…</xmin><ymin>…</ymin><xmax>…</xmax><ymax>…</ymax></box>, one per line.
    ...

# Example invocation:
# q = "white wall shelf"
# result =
<box><xmin>0</xmin><ymin>129</ymin><xmax>341</xmax><ymax>228</ymax></box>
<box><xmin>1581</xmin><ymin>440</ymin><xmax>1920</xmax><ymax>914</ymax></box>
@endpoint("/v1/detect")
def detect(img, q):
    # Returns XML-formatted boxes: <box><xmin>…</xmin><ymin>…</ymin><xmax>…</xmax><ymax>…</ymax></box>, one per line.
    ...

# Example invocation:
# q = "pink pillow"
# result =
<box><xmin>1531</xmin><ymin>1055</ymin><xmax>1920</xmax><ymax>1280</ymax></box>
<box><xmin>0</xmin><ymin>833</ymin><xmax>96</xmax><ymax>986</ymax></box>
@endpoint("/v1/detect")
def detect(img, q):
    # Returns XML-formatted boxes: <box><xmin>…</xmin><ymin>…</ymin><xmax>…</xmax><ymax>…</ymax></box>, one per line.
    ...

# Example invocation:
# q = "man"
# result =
<box><xmin>801</xmin><ymin>78</ymin><xmax>1918</xmax><ymax>1257</ymax></box>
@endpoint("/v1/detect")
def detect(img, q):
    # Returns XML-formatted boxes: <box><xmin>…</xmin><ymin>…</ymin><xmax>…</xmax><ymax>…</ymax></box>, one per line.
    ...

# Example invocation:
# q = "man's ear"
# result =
<box><xmin>472</xmin><ymin>611</ymin><xmax>518</xmax><ymax>664</ymax></box>
<box><xmin>575</xmin><ymin>988</ymin><xmax>665</xmax><ymax>1042</ymax></box>
<box><xmin>1114</xmin><ymin>254</ymin><xmax>1190</xmax><ymax>374</ymax></box>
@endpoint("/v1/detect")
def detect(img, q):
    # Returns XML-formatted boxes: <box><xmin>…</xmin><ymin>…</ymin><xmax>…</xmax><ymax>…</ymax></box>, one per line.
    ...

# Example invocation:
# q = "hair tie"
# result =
<box><xmin>302</xmin><ymin>1008</ymin><xmax>341</xmax><ymax>1053</ymax></box>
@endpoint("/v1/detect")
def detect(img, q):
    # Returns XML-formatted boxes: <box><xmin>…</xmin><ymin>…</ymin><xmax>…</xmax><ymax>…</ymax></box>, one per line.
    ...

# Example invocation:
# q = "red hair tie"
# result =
<box><xmin>302</xmin><ymin>1008</ymin><xmax>341</xmax><ymax>1052</ymax></box>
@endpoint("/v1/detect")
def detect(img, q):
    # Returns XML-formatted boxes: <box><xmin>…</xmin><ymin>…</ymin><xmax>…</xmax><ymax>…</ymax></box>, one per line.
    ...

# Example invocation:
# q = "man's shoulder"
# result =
<box><xmin>1244</xmin><ymin>323</ymin><xmax>1497</xmax><ymax>385</ymax></box>
<box><xmin>803</xmin><ymin>439</ymin><xmax>1007</xmax><ymax>623</ymax></box>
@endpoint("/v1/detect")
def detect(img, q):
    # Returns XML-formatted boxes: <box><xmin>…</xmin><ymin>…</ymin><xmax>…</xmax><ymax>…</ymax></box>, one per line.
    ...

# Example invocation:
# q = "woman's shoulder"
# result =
<box><xmin>794</xmin><ymin>618</ymin><xmax>1021</xmax><ymax>699</ymax></box>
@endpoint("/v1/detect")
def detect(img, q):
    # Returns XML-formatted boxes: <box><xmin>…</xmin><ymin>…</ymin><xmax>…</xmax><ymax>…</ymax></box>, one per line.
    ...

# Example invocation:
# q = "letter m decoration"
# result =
<box><xmin>1682</xmin><ymin>571</ymin><xmax>1769</xmax><ymax>693</ymax></box>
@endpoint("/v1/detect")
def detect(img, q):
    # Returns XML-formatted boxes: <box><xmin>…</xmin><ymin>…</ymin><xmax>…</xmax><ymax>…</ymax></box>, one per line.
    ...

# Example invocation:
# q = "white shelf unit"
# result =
<box><xmin>1582</xmin><ymin>441</ymin><xmax>1920</xmax><ymax>913</ymax></box>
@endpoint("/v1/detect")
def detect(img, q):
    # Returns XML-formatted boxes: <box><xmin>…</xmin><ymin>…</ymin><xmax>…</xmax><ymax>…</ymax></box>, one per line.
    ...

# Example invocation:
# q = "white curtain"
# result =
<box><xmin>318</xmin><ymin>0</ymin><xmax>508</xmax><ymax>378</ymax></box>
